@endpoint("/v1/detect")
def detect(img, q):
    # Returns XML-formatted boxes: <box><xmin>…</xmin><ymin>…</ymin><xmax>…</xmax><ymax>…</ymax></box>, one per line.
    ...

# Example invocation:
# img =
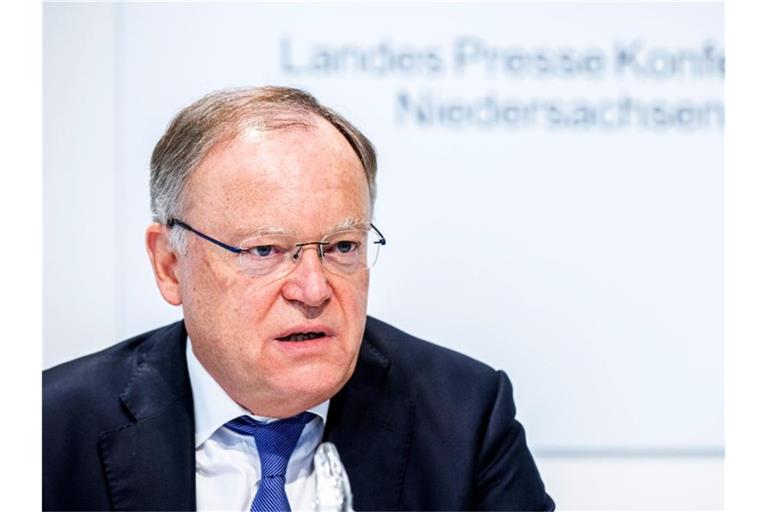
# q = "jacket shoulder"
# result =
<box><xmin>360</xmin><ymin>317</ymin><xmax>554</xmax><ymax>511</ymax></box>
<box><xmin>43</xmin><ymin>322</ymin><xmax>183</xmax><ymax>421</ymax></box>
<box><xmin>42</xmin><ymin>321</ymin><xmax>189</xmax><ymax>511</ymax></box>
<box><xmin>364</xmin><ymin>315</ymin><xmax>500</xmax><ymax>391</ymax></box>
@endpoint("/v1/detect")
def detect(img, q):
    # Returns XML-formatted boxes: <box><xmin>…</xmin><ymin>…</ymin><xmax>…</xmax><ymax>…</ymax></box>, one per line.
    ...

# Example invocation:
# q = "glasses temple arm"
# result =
<box><xmin>167</xmin><ymin>219</ymin><xmax>244</xmax><ymax>254</ymax></box>
<box><xmin>370</xmin><ymin>223</ymin><xmax>386</xmax><ymax>246</ymax></box>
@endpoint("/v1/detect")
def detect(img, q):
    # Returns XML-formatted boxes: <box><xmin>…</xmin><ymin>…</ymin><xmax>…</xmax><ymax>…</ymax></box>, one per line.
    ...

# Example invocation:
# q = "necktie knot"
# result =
<box><xmin>224</xmin><ymin>412</ymin><xmax>316</xmax><ymax>511</ymax></box>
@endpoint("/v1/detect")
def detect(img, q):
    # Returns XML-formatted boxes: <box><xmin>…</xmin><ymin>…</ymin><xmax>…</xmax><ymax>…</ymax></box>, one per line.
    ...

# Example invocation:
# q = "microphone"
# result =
<box><xmin>313</xmin><ymin>442</ymin><xmax>354</xmax><ymax>511</ymax></box>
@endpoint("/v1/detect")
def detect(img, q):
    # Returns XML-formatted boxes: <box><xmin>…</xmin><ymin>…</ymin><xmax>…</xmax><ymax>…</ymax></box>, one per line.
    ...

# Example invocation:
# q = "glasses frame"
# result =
<box><xmin>167</xmin><ymin>218</ymin><xmax>386</xmax><ymax>274</ymax></box>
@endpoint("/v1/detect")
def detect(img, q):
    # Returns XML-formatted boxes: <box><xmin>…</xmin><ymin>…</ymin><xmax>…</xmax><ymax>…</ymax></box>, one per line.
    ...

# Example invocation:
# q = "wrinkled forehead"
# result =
<box><xmin>226</xmin><ymin>218</ymin><xmax>370</xmax><ymax>244</ymax></box>
<box><xmin>183</xmin><ymin>121</ymin><xmax>371</xmax><ymax>235</ymax></box>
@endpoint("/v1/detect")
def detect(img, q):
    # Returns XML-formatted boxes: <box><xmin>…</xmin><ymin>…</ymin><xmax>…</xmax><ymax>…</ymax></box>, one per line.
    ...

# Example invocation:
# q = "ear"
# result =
<box><xmin>145</xmin><ymin>223</ymin><xmax>182</xmax><ymax>306</ymax></box>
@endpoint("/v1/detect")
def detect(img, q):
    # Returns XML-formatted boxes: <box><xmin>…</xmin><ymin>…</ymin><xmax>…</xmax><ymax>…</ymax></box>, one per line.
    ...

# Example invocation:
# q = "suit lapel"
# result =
<box><xmin>98</xmin><ymin>322</ymin><xmax>196</xmax><ymax>511</ymax></box>
<box><xmin>324</xmin><ymin>335</ymin><xmax>415</xmax><ymax>510</ymax></box>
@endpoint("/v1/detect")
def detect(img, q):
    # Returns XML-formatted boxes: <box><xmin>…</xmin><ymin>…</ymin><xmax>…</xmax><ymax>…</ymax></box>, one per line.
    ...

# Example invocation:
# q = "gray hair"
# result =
<box><xmin>149</xmin><ymin>86</ymin><xmax>378</xmax><ymax>235</ymax></box>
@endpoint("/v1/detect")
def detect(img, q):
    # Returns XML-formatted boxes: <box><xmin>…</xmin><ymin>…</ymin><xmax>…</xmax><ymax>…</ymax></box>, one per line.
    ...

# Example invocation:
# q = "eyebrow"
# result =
<box><xmin>233</xmin><ymin>217</ymin><xmax>369</xmax><ymax>241</ymax></box>
<box><xmin>231</xmin><ymin>226</ymin><xmax>289</xmax><ymax>240</ymax></box>
<box><xmin>329</xmin><ymin>216</ymin><xmax>368</xmax><ymax>232</ymax></box>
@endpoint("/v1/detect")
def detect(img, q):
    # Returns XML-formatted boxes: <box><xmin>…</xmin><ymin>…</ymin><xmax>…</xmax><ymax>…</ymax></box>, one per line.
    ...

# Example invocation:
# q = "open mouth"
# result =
<box><xmin>276</xmin><ymin>332</ymin><xmax>327</xmax><ymax>342</ymax></box>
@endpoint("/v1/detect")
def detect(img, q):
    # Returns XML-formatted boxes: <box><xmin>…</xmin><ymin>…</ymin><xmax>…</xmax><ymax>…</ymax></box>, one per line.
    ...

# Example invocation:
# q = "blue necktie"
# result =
<box><xmin>225</xmin><ymin>412</ymin><xmax>315</xmax><ymax>512</ymax></box>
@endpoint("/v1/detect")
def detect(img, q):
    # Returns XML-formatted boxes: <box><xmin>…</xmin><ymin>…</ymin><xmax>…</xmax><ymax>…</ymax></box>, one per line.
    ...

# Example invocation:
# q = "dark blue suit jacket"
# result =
<box><xmin>43</xmin><ymin>317</ymin><xmax>554</xmax><ymax>511</ymax></box>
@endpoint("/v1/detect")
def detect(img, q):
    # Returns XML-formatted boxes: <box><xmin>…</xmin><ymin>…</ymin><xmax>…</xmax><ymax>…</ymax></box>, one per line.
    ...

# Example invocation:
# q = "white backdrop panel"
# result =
<box><xmin>45</xmin><ymin>2</ymin><xmax>723</xmax><ymax>452</ymax></box>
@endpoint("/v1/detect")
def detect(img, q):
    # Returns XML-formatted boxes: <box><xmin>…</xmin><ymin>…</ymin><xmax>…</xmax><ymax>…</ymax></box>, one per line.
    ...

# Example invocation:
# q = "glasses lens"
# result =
<box><xmin>236</xmin><ymin>227</ymin><xmax>383</xmax><ymax>277</ymax></box>
<box><xmin>237</xmin><ymin>234</ymin><xmax>295</xmax><ymax>276</ymax></box>
<box><xmin>322</xmin><ymin>229</ymin><xmax>382</xmax><ymax>274</ymax></box>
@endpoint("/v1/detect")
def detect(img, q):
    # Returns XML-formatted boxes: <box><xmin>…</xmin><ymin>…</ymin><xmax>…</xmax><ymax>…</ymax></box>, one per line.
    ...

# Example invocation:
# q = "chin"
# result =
<box><xmin>293</xmin><ymin>366</ymin><xmax>352</xmax><ymax>396</ymax></box>
<box><xmin>272</xmin><ymin>364</ymin><xmax>353</xmax><ymax>408</ymax></box>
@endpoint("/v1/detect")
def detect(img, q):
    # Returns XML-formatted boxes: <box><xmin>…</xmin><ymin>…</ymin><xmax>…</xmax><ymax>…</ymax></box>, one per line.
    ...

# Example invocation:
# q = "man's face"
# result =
<box><xmin>169</xmin><ymin>119</ymin><xmax>370</xmax><ymax>417</ymax></box>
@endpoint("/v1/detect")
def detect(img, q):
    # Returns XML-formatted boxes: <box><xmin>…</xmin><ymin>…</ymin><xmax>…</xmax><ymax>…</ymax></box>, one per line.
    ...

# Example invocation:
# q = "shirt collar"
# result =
<box><xmin>185</xmin><ymin>337</ymin><xmax>330</xmax><ymax>448</ymax></box>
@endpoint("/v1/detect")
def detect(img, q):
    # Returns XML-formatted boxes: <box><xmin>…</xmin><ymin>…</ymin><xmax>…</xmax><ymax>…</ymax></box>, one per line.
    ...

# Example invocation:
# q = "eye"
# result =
<box><xmin>247</xmin><ymin>245</ymin><xmax>280</xmax><ymax>258</ymax></box>
<box><xmin>329</xmin><ymin>240</ymin><xmax>359</xmax><ymax>254</ymax></box>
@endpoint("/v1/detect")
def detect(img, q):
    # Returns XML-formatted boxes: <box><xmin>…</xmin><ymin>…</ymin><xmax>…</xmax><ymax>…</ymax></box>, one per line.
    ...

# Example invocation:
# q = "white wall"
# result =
<box><xmin>43</xmin><ymin>3</ymin><xmax>118</xmax><ymax>365</ymax></box>
<box><xmin>43</xmin><ymin>3</ymin><xmax>724</xmax><ymax>509</ymax></box>
<box><xmin>538</xmin><ymin>455</ymin><xmax>723</xmax><ymax>510</ymax></box>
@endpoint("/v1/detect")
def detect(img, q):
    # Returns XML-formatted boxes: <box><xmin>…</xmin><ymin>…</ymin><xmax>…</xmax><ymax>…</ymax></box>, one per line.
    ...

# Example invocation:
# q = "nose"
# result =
<box><xmin>280</xmin><ymin>244</ymin><xmax>332</xmax><ymax>308</ymax></box>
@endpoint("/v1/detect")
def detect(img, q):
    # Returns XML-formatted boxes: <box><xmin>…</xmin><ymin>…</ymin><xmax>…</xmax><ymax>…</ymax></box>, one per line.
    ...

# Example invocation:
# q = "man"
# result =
<box><xmin>43</xmin><ymin>87</ymin><xmax>554</xmax><ymax>511</ymax></box>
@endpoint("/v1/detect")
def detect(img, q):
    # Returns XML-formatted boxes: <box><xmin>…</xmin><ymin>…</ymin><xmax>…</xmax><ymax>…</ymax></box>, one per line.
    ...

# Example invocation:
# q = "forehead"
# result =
<box><xmin>184</xmin><ymin>118</ymin><xmax>370</xmax><ymax>235</ymax></box>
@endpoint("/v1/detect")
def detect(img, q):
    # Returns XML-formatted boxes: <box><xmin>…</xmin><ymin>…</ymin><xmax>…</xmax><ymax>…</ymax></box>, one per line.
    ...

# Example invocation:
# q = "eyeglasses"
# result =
<box><xmin>168</xmin><ymin>218</ymin><xmax>386</xmax><ymax>278</ymax></box>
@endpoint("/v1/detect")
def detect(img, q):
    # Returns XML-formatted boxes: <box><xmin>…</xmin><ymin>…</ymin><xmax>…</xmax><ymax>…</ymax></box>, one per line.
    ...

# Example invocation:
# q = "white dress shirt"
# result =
<box><xmin>186</xmin><ymin>340</ymin><xmax>329</xmax><ymax>511</ymax></box>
